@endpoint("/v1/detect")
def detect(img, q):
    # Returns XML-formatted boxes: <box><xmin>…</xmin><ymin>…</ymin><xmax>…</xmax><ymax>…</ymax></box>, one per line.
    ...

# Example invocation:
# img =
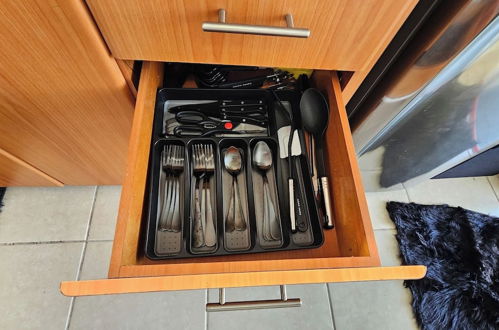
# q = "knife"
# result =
<box><xmin>168</xmin><ymin>100</ymin><xmax>265</xmax><ymax>114</ymax></box>
<box><xmin>217</xmin><ymin>113</ymin><xmax>268</xmax><ymax>128</ymax></box>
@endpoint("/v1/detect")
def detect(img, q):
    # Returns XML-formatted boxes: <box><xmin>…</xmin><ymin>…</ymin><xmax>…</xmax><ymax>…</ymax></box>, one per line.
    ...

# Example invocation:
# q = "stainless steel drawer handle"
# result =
<box><xmin>202</xmin><ymin>9</ymin><xmax>310</xmax><ymax>38</ymax></box>
<box><xmin>206</xmin><ymin>285</ymin><xmax>302</xmax><ymax>312</ymax></box>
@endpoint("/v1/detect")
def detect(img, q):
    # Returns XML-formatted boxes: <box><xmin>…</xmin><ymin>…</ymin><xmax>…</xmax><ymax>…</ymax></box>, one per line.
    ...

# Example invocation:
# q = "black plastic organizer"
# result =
<box><xmin>144</xmin><ymin>88</ymin><xmax>324</xmax><ymax>259</ymax></box>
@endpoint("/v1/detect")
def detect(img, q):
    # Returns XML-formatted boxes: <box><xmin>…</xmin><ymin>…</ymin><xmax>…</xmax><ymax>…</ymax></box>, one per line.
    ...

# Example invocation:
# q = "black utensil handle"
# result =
<box><xmin>223</xmin><ymin>117</ymin><xmax>267</xmax><ymax>128</ymax></box>
<box><xmin>221</xmin><ymin>99</ymin><xmax>264</xmax><ymax>106</ymax></box>
<box><xmin>169</xmin><ymin>103</ymin><xmax>219</xmax><ymax>116</ymax></box>
<box><xmin>315</xmin><ymin>138</ymin><xmax>327</xmax><ymax>178</ymax></box>
<box><xmin>215</xmin><ymin>76</ymin><xmax>267</xmax><ymax>89</ymax></box>
<box><xmin>221</xmin><ymin>109</ymin><xmax>266</xmax><ymax>117</ymax></box>
<box><xmin>221</xmin><ymin>113</ymin><xmax>267</xmax><ymax>121</ymax></box>
<box><xmin>173</xmin><ymin>126</ymin><xmax>204</xmax><ymax>137</ymax></box>
<box><xmin>176</xmin><ymin>111</ymin><xmax>213</xmax><ymax>124</ymax></box>
<box><xmin>293</xmin><ymin>156</ymin><xmax>309</xmax><ymax>233</ymax></box>
<box><xmin>173</xmin><ymin>126</ymin><xmax>238</xmax><ymax>137</ymax></box>
<box><xmin>288</xmin><ymin>178</ymin><xmax>296</xmax><ymax>233</ymax></box>
<box><xmin>308</xmin><ymin>134</ymin><xmax>314</xmax><ymax>178</ymax></box>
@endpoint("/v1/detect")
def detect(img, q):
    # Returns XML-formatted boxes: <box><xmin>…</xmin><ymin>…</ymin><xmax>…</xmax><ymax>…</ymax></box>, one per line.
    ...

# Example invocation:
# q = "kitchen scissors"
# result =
<box><xmin>173</xmin><ymin>111</ymin><xmax>265</xmax><ymax>137</ymax></box>
<box><xmin>169</xmin><ymin>100</ymin><xmax>268</xmax><ymax>127</ymax></box>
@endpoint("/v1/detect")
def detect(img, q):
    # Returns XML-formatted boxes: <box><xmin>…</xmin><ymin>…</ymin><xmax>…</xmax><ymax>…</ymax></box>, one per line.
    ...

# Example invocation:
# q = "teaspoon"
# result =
<box><xmin>223</xmin><ymin>146</ymin><xmax>246</xmax><ymax>232</ymax></box>
<box><xmin>253</xmin><ymin>141</ymin><xmax>281</xmax><ymax>241</ymax></box>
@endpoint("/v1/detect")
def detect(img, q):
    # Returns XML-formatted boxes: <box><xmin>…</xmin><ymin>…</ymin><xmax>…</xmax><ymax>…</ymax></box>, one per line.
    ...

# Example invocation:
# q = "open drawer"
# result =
<box><xmin>60</xmin><ymin>62</ymin><xmax>425</xmax><ymax>296</ymax></box>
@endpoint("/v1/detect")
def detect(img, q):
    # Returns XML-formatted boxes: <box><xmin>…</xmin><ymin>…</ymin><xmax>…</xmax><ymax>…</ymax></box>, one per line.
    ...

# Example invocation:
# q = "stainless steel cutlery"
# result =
<box><xmin>157</xmin><ymin>138</ymin><xmax>302</xmax><ymax>251</ymax></box>
<box><xmin>158</xmin><ymin>145</ymin><xmax>184</xmax><ymax>232</ymax></box>
<box><xmin>149</xmin><ymin>93</ymin><xmax>326</xmax><ymax>260</ymax></box>
<box><xmin>253</xmin><ymin>141</ymin><xmax>282</xmax><ymax>242</ymax></box>
<box><xmin>223</xmin><ymin>146</ymin><xmax>247</xmax><ymax>233</ymax></box>
<box><xmin>192</xmin><ymin>144</ymin><xmax>217</xmax><ymax>248</ymax></box>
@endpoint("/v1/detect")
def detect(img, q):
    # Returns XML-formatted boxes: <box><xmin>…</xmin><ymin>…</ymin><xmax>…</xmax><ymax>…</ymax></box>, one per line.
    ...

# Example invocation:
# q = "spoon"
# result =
<box><xmin>300</xmin><ymin>88</ymin><xmax>334</xmax><ymax>229</ymax></box>
<box><xmin>223</xmin><ymin>146</ymin><xmax>246</xmax><ymax>232</ymax></box>
<box><xmin>253</xmin><ymin>141</ymin><xmax>281</xmax><ymax>241</ymax></box>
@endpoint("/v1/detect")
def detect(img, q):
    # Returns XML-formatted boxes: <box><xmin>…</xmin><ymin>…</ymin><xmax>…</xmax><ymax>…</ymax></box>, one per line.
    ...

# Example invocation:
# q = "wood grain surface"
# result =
<box><xmin>61</xmin><ymin>265</ymin><xmax>427</xmax><ymax>296</ymax></box>
<box><xmin>116</xmin><ymin>60</ymin><xmax>138</xmax><ymax>98</ymax></box>
<box><xmin>0</xmin><ymin>0</ymin><xmax>134</xmax><ymax>185</ymax></box>
<box><xmin>107</xmin><ymin>65</ymin><xmax>386</xmax><ymax>283</ymax></box>
<box><xmin>86</xmin><ymin>0</ymin><xmax>417</xmax><ymax>71</ymax></box>
<box><xmin>0</xmin><ymin>148</ymin><xmax>63</xmax><ymax>186</ymax></box>
<box><xmin>60</xmin><ymin>64</ymin><xmax>425</xmax><ymax>293</ymax></box>
<box><xmin>108</xmin><ymin>61</ymin><xmax>165</xmax><ymax>277</ymax></box>
<box><xmin>312</xmin><ymin>70</ymin><xmax>378</xmax><ymax>258</ymax></box>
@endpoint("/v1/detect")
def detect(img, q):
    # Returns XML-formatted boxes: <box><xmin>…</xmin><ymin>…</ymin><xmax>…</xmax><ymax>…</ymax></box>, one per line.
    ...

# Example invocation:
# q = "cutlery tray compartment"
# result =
<box><xmin>144</xmin><ymin>88</ymin><xmax>324</xmax><ymax>259</ymax></box>
<box><xmin>220</xmin><ymin>139</ymin><xmax>253</xmax><ymax>252</ymax></box>
<box><xmin>187</xmin><ymin>139</ymin><xmax>220</xmax><ymax>255</ymax></box>
<box><xmin>153</xmin><ymin>140</ymin><xmax>186</xmax><ymax>256</ymax></box>
<box><xmin>249</xmin><ymin>138</ymin><xmax>284</xmax><ymax>249</ymax></box>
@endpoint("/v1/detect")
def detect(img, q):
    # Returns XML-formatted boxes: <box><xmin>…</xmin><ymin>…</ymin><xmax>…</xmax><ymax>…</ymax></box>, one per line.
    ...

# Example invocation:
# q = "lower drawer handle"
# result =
<box><xmin>202</xmin><ymin>9</ymin><xmax>310</xmax><ymax>38</ymax></box>
<box><xmin>206</xmin><ymin>285</ymin><xmax>302</xmax><ymax>312</ymax></box>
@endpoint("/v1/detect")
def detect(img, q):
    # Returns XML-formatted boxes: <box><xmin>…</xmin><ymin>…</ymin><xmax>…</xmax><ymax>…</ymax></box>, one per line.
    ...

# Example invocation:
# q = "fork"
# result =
<box><xmin>158</xmin><ymin>145</ymin><xmax>174</xmax><ymax>231</ymax></box>
<box><xmin>158</xmin><ymin>145</ymin><xmax>184</xmax><ymax>232</ymax></box>
<box><xmin>169</xmin><ymin>145</ymin><xmax>184</xmax><ymax>232</ymax></box>
<box><xmin>203</xmin><ymin>144</ymin><xmax>217</xmax><ymax>247</ymax></box>
<box><xmin>192</xmin><ymin>144</ymin><xmax>206</xmax><ymax>248</ymax></box>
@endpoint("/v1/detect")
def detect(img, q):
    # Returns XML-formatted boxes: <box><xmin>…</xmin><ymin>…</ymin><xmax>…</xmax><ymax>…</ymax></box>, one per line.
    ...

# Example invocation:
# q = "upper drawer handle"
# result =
<box><xmin>202</xmin><ymin>9</ymin><xmax>310</xmax><ymax>38</ymax></box>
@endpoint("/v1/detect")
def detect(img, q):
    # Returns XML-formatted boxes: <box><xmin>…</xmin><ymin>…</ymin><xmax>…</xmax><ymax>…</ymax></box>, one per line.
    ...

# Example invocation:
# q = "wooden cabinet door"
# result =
<box><xmin>85</xmin><ymin>0</ymin><xmax>417</xmax><ymax>71</ymax></box>
<box><xmin>0</xmin><ymin>0</ymin><xmax>134</xmax><ymax>185</ymax></box>
<box><xmin>0</xmin><ymin>148</ymin><xmax>61</xmax><ymax>186</ymax></box>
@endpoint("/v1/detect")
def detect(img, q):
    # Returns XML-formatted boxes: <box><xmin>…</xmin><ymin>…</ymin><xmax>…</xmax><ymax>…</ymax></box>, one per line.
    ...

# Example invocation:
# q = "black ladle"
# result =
<box><xmin>300</xmin><ymin>88</ymin><xmax>334</xmax><ymax>229</ymax></box>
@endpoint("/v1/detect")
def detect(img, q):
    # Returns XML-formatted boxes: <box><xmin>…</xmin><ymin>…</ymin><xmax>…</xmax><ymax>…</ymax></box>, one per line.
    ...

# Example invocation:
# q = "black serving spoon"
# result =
<box><xmin>300</xmin><ymin>88</ymin><xmax>334</xmax><ymax>229</ymax></box>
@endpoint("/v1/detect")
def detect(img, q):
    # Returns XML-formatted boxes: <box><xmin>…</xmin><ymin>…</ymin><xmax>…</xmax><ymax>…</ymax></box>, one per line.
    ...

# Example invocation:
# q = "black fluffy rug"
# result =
<box><xmin>386</xmin><ymin>202</ymin><xmax>499</xmax><ymax>330</ymax></box>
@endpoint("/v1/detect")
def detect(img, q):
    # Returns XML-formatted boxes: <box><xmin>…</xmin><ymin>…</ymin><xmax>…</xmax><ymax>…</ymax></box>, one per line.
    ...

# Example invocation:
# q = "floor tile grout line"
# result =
<box><xmin>374</xmin><ymin>228</ymin><xmax>397</xmax><ymax>232</ymax></box>
<box><xmin>326</xmin><ymin>284</ymin><xmax>337</xmax><ymax>329</ymax></box>
<box><xmin>486</xmin><ymin>177</ymin><xmax>499</xmax><ymax>202</ymax></box>
<box><xmin>77</xmin><ymin>185</ymin><xmax>98</xmax><ymax>279</ymax></box>
<box><xmin>65</xmin><ymin>186</ymin><xmax>98</xmax><ymax>330</ymax></box>
<box><xmin>401</xmin><ymin>183</ymin><xmax>412</xmax><ymax>202</ymax></box>
<box><xmin>65</xmin><ymin>290</ymin><xmax>77</xmax><ymax>329</ymax></box>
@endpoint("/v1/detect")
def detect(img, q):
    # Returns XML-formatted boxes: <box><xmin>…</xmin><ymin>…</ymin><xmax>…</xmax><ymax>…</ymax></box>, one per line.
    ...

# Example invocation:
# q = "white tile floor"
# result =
<box><xmin>0</xmin><ymin>176</ymin><xmax>498</xmax><ymax>330</ymax></box>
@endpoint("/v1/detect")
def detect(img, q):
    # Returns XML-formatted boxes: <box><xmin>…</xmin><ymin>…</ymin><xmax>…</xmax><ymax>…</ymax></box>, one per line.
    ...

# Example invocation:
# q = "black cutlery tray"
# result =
<box><xmin>144</xmin><ymin>88</ymin><xmax>324</xmax><ymax>259</ymax></box>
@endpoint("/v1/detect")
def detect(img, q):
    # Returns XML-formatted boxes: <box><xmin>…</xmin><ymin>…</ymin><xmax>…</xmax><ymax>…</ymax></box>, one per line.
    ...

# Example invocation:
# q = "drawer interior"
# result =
<box><xmin>147</xmin><ymin>89</ymin><xmax>326</xmax><ymax>259</ymax></box>
<box><xmin>110</xmin><ymin>62</ymin><xmax>379</xmax><ymax>278</ymax></box>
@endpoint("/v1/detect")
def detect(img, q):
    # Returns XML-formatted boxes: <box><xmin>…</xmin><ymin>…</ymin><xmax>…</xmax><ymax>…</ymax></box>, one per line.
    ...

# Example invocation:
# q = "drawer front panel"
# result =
<box><xmin>86</xmin><ymin>0</ymin><xmax>417</xmax><ymax>70</ymax></box>
<box><xmin>61</xmin><ymin>266</ymin><xmax>426</xmax><ymax>296</ymax></box>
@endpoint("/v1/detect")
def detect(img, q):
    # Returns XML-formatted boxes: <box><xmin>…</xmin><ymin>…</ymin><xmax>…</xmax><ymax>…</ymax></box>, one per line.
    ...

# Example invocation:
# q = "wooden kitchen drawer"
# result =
<box><xmin>85</xmin><ymin>0</ymin><xmax>417</xmax><ymax>71</ymax></box>
<box><xmin>60</xmin><ymin>62</ymin><xmax>425</xmax><ymax>296</ymax></box>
